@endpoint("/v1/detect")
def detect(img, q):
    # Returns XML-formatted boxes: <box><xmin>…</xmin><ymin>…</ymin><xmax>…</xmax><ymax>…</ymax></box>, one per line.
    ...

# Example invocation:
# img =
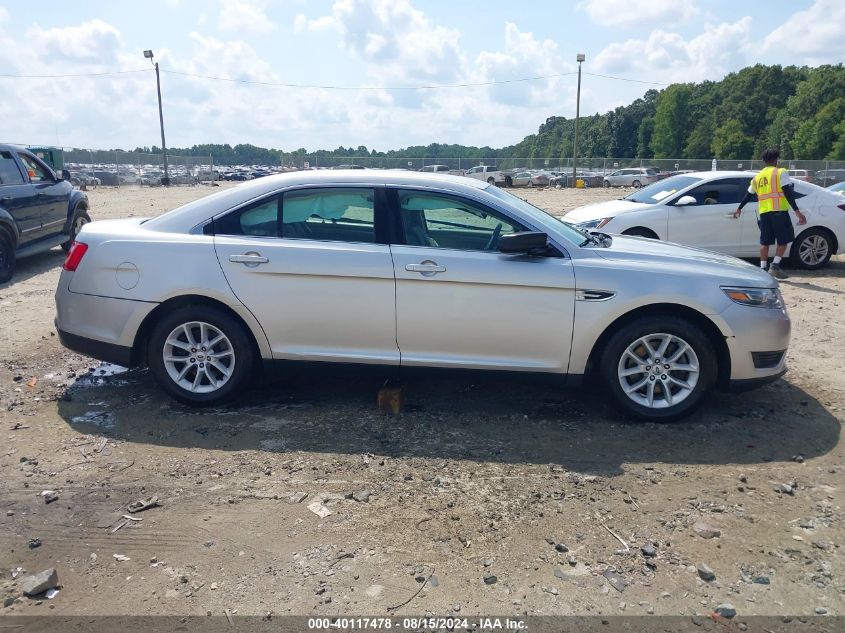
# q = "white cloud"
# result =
<box><xmin>579</xmin><ymin>0</ymin><xmax>700</xmax><ymax>28</ymax></box>
<box><xmin>593</xmin><ymin>17</ymin><xmax>752</xmax><ymax>83</ymax></box>
<box><xmin>0</xmin><ymin>7</ymin><xmax>9</xmax><ymax>24</ymax></box>
<box><xmin>26</xmin><ymin>19</ymin><xmax>122</xmax><ymax>63</ymax></box>
<box><xmin>218</xmin><ymin>0</ymin><xmax>275</xmax><ymax>34</ymax></box>
<box><xmin>762</xmin><ymin>0</ymin><xmax>845</xmax><ymax>64</ymax></box>
<box><xmin>475</xmin><ymin>23</ymin><xmax>574</xmax><ymax>108</ymax></box>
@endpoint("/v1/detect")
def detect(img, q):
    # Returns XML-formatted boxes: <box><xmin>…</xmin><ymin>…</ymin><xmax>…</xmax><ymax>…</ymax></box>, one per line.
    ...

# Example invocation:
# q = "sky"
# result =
<box><xmin>0</xmin><ymin>0</ymin><xmax>843</xmax><ymax>153</ymax></box>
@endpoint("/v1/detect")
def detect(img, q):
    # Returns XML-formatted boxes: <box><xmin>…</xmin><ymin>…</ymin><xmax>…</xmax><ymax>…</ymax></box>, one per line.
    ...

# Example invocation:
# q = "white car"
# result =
<box><xmin>602</xmin><ymin>167</ymin><xmax>660</xmax><ymax>188</ymax></box>
<box><xmin>465</xmin><ymin>165</ymin><xmax>507</xmax><ymax>185</ymax></box>
<box><xmin>567</xmin><ymin>171</ymin><xmax>845</xmax><ymax>270</ymax></box>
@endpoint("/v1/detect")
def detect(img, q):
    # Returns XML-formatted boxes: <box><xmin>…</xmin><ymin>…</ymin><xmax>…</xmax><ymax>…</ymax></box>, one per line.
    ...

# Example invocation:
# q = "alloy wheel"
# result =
<box><xmin>617</xmin><ymin>332</ymin><xmax>700</xmax><ymax>409</ymax></box>
<box><xmin>798</xmin><ymin>234</ymin><xmax>829</xmax><ymax>267</ymax></box>
<box><xmin>162</xmin><ymin>321</ymin><xmax>235</xmax><ymax>393</ymax></box>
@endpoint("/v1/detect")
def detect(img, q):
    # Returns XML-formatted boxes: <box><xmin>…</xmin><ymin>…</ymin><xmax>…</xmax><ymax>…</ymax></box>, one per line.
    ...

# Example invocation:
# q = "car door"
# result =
<box><xmin>389</xmin><ymin>188</ymin><xmax>575</xmax><ymax>371</ymax></box>
<box><xmin>213</xmin><ymin>186</ymin><xmax>399</xmax><ymax>364</ymax></box>
<box><xmin>18</xmin><ymin>152</ymin><xmax>66</xmax><ymax>240</ymax></box>
<box><xmin>606</xmin><ymin>170</ymin><xmax>622</xmax><ymax>186</ymax></box>
<box><xmin>0</xmin><ymin>150</ymin><xmax>43</xmax><ymax>243</ymax></box>
<box><xmin>667</xmin><ymin>178</ymin><xmax>746</xmax><ymax>254</ymax></box>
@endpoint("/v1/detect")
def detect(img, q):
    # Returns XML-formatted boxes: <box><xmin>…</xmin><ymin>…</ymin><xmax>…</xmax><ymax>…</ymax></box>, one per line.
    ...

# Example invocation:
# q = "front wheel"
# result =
<box><xmin>632</xmin><ymin>179</ymin><xmax>642</xmax><ymax>188</ymax></box>
<box><xmin>603</xmin><ymin>179</ymin><xmax>610</xmax><ymax>188</ymax></box>
<box><xmin>61</xmin><ymin>207</ymin><xmax>91</xmax><ymax>252</ymax></box>
<box><xmin>147</xmin><ymin>306</ymin><xmax>255</xmax><ymax>406</ymax></box>
<box><xmin>791</xmin><ymin>228</ymin><xmax>833</xmax><ymax>270</ymax></box>
<box><xmin>600</xmin><ymin>316</ymin><xmax>716</xmax><ymax>421</ymax></box>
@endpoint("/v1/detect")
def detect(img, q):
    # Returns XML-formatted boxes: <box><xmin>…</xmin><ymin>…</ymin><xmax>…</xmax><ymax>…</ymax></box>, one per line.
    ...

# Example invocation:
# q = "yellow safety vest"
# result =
<box><xmin>753</xmin><ymin>166</ymin><xmax>788</xmax><ymax>214</ymax></box>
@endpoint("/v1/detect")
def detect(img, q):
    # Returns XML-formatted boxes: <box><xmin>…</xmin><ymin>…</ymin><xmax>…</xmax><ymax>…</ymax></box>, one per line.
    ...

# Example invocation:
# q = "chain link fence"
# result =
<box><xmin>4</xmin><ymin>144</ymin><xmax>215</xmax><ymax>187</ymax></box>
<box><xmin>289</xmin><ymin>155</ymin><xmax>845</xmax><ymax>186</ymax></box>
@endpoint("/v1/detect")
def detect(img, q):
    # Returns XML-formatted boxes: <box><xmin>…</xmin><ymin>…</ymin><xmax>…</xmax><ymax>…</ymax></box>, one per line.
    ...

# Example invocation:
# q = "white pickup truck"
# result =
<box><xmin>464</xmin><ymin>165</ymin><xmax>507</xmax><ymax>185</ymax></box>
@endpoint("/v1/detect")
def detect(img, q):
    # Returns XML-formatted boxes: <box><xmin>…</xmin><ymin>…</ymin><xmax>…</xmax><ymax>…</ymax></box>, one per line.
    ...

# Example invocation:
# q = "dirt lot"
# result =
<box><xmin>0</xmin><ymin>183</ymin><xmax>842</xmax><ymax>620</ymax></box>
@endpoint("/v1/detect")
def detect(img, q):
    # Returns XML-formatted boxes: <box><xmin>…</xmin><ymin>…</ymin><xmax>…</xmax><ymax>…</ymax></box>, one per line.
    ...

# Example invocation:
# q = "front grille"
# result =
<box><xmin>752</xmin><ymin>350</ymin><xmax>786</xmax><ymax>369</ymax></box>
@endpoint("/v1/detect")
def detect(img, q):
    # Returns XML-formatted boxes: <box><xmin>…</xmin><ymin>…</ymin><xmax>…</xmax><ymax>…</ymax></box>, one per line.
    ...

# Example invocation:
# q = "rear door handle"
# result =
<box><xmin>405</xmin><ymin>261</ymin><xmax>446</xmax><ymax>276</ymax></box>
<box><xmin>229</xmin><ymin>252</ymin><xmax>269</xmax><ymax>266</ymax></box>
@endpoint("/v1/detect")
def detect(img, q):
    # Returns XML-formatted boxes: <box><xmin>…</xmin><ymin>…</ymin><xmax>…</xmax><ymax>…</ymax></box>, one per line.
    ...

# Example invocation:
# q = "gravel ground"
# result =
<box><xmin>0</xmin><ymin>182</ymin><xmax>842</xmax><ymax>620</ymax></box>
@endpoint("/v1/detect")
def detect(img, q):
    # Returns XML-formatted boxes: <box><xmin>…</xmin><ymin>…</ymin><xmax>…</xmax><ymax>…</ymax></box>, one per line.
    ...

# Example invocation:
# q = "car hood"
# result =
<box><xmin>564</xmin><ymin>199</ymin><xmax>647</xmax><ymax>223</ymax></box>
<box><xmin>594</xmin><ymin>235</ymin><xmax>774</xmax><ymax>286</ymax></box>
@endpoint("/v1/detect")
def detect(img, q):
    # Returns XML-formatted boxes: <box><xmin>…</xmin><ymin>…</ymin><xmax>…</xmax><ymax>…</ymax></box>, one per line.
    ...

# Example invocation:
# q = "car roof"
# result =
<box><xmin>144</xmin><ymin>169</ymin><xmax>489</xmax><ymax>233</ymax></box>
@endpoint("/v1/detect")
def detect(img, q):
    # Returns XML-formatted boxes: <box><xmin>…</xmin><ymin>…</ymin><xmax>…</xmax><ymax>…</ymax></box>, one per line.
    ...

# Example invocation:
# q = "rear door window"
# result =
<box><xmin>282</xmin><ymin>188</ymin><xmax>375</xmax><ymax>243</ymax></box>
<box><xmin>0</xmin><ymin>151</ymin><xmax>25</xmax><ymax>185</ymax></box>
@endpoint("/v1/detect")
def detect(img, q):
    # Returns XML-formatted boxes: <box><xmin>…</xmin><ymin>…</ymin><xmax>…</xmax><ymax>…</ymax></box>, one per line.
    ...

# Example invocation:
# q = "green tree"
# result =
<box><xmin>651</xmin><ymin>84</ymin><xmax>692</xmax><ymax>157</ymax></box>
<box><xmin>712</xmin><ymin>119</ymin><xmax>754</xmax><ymax>159</ymax></box>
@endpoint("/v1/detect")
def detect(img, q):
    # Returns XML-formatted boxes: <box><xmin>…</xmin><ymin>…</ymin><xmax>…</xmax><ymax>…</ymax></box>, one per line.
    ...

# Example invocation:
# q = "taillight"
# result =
<box><xmin>63</xmin><ymin>242</ymin><xmax>88</xmax><ymax>271</ymax></box>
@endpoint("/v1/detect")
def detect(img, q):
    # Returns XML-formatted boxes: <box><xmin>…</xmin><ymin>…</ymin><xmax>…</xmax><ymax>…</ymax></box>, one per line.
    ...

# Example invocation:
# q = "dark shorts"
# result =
<box><xmin>758</xmin><ymin>211</ymin><xmax>795</xmax><ymax>246</ymax></box>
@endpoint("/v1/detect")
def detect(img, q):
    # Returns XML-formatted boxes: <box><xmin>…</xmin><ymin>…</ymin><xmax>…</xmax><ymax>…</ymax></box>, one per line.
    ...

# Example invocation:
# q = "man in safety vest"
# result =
<box><xmin>733</xmin><ymin>148</ymin><xmax>806</xmax><ymax>279</ymax></box>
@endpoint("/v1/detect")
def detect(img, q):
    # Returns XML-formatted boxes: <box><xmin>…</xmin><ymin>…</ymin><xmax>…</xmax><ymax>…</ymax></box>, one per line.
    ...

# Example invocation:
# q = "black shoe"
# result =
<box><xmin>769</xmin><ymin>263</ymin><xmax>789</xmax><ymax>279</ymax></box>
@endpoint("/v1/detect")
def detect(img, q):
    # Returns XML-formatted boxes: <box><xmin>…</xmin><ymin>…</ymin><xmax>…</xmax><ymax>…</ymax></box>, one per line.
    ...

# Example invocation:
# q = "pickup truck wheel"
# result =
<box><xmin>148</xmin><ymin>305</ymin><xmax>255</xmax><ymax>406</ymax></box>
<box><xmin>487</xmin><ymin>177</ymin><xmax>495</xmax><ymax>185</ymax></box>
<box><xmin>0</xmin><ymin>231</ymin><xmax>15</xmax><ymax>284</ymax></box>
<box><xmin>600</xmin><ymin>316</ymin><xmax>716</xmax><ymax>421</ymax></box>
<box><xmin>61</xmin><ymin>208</ymin><xmax>91</xmax><ymax>252</ymax></box>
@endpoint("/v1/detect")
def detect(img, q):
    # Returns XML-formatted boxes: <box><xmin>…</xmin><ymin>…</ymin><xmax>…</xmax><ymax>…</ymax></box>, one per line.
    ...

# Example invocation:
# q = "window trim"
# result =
<box><xmin>210</xmin><ymin>184</ymin><xmax>387</xmax><ymax>245</ymax></box>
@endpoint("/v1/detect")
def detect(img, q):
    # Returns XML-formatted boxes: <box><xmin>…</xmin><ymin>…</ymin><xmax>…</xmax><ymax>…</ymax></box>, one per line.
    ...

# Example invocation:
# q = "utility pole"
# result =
<box><xmin>572</xmin><ymin>53</ymin><xmax>585</xmax><ymax>188</ymax></box>
<box><xmin>143</xmin><ymin>50</ymin><xmax>169</xmax><ymax>185</ymax></box>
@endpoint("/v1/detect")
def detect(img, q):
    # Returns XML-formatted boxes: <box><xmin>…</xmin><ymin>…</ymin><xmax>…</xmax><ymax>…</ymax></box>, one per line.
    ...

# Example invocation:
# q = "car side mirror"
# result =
<box><xmin>675</xmin><ymin>195</ymin><xmax>697</xmax><ymax>206</ymax></box>
<box><xmin>498</xmin><ymin>231</ymin><xmax>550</xmax><ymax>255</ymax></box>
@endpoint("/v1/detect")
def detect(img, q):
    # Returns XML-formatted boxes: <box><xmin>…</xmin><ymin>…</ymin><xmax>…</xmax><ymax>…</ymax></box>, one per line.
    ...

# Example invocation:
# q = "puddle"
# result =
<box><xmin>72</xmin><ymin>362</ymin><xmax>140</xmax><ymax>388</ymax></box>
<box><xmin>70</xmin><ymin>410</ymin><xmax>116</xmax><ymax>429</ymax></box>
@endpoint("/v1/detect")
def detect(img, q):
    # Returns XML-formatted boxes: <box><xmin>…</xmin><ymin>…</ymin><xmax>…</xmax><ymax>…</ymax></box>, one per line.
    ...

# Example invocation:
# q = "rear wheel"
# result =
<box><xmin>0</xmin><ymin>230</ymin><xmax>15</xmax><ymax>284</ymax></box>
<box><xmin>600</xmin><ymin>316</ymin><xmax>716</xmax><ymax>421</ymax></box>
<box><xmin>61</xmin><ymin>207</ymin><xmax>91</xmax><ymax>252</ymax></box>
<box><xmin>147</xmin><ymin>306</ymin><xmax>255</xmax><ymax>406</ymax></box>
<box><xmin>791</xmin><ymin>227</ymin><xmax>833</xmax><ymax>270</ymax></box>
<box><xmin>487</xmin><ymin>177</ymin><xmax>495</xmax><ymax>185</ymax></box>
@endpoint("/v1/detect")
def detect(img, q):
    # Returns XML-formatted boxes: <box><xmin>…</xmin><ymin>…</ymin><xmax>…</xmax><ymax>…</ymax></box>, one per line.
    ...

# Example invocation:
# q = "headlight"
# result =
<box><xmin>722</xmin><ymin>287</ymin><xmax>783</xmax><ymax>309</ymax></box>
<box><xmin>576</xmin><ymin>217</ymin><xmax>613</xmax><ymax>230</ymax></box>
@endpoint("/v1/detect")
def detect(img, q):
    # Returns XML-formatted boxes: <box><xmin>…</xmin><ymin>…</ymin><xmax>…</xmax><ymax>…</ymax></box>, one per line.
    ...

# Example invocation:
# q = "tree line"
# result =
<box><xmin>130</xmin><ymin>64</ymin><xmax>845</xmax><ymax>165</ymax></box>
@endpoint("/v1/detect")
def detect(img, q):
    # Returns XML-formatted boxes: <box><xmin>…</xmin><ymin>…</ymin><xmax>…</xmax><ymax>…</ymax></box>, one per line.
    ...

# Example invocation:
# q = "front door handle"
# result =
<box><xmin>405</xmin><ymin>260</ymin><xmax>446</xmax><ymax>276</ymax></box>
<box><xmin>229</xmin><ymin>252</ymin><xmax>269</xmax><ymax>267</ymax></box>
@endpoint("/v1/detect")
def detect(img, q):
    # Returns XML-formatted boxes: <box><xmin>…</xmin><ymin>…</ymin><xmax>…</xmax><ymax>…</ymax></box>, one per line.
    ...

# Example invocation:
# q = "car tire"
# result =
<box><xmin>603</xmin><ymin>179</ymin><xmax>610</xmax><ymax>188</ymax></box>
<box><xmin>790</xmin><ymin>227</ymin><xmax>834</xmax><ymax>270</ymax></box>
<box><xmin>0</xmin><ymin>230</ymin><xmax>16</xmax><ymax>284</ymax></box>
<box><xmin>600</xmin><ymin>316</ymin><xmax>717</xmax><ymax>421</ymax></box>
<box><xmin>487</xmin><ymin>177</ymin><xmax>495</xmax><ymax>185</ymax></box>
<box><xmin>632</xmin><ymin>179</ymin><xmax>642</xmax><ymax>188</ymax></box>
<box><xmin>147</xmin><ymin>306</ymin><xmax>255</xmax><ymax>406</ymax></box>
<box><xmin>61</xmin><ymin>207</ymin><xmax>92</xmax><ymax>252</ymax></box>
<box><xmin>505</xmin><ymin>176</ymin><xmax>513</xmax><ymax>187</ymax></box>
<box><xmin>622</xmin><ymin>227</ymin><xmax>658</xmax><ymax>239</ymax></box>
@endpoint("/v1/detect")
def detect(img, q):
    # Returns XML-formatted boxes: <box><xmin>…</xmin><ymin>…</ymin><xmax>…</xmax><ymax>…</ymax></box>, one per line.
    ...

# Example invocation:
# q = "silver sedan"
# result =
<box><xmin>55</xmin><ymin>171</ymin><xmax>790</xmax><ymax>420</ymax></box>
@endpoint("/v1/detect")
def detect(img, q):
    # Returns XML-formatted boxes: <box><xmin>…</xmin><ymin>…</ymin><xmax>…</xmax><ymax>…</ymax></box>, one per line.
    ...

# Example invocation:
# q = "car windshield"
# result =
<box><xmin>624</xmin><ymin>175</ymin><xmax>702</xmax><ymax>204</ymax></box>
<box><xmin>484</xmin><ymin>185</ymin><xmax>591</xmax><ymax>246</ymax></box>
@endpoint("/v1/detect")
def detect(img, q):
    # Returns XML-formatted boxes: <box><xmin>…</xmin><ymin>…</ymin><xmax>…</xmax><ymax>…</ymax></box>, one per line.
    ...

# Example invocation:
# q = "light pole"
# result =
<box><xmin>143</xmin><ymin>49</ymin><xmax>169</xmax><ymax>185</ymax></box>
<box><xmin>572</xmin><ymin>53</ymin><xmax>585</xmax><ymax>188</ymax></box>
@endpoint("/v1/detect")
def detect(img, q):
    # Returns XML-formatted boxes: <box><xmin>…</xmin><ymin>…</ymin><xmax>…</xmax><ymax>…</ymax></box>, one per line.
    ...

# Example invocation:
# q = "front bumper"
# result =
<box><xmin>716</xmin><ymin>301</ymin><xmax>791</xmax><ymax>382</ymax></box>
